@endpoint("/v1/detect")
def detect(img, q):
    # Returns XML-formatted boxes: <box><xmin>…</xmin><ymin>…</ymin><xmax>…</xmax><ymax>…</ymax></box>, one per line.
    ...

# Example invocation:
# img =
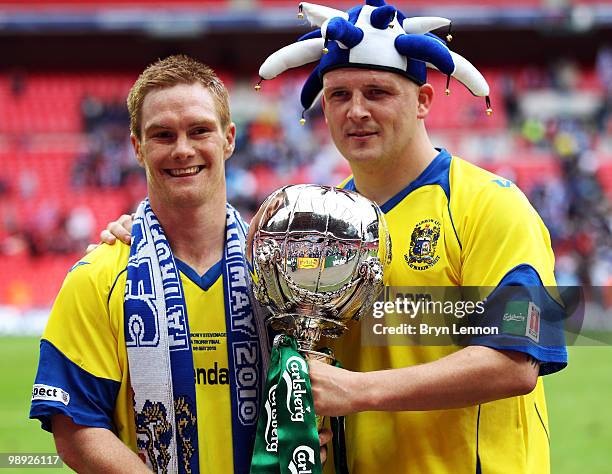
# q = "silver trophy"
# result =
<box><xmin>247</xmin><ymin>184</ymin><xmax>391</xmax><ymax>360</ymax></box>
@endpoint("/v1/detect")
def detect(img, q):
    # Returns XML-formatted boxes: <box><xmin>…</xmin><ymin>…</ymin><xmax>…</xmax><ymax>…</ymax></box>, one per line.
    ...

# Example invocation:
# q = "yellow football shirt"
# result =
<box><xmin>333</xmin><ymin>149</ymin><xmax>567</xmax><ymax>473</ymax></box>
<box><xmin>30</xmin><ymin>242</ymin><xmax>234</xmax><ymax>473</ymax></box>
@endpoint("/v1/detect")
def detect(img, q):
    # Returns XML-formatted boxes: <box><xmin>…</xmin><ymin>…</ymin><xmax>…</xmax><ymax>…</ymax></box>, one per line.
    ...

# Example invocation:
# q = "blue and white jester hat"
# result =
<box><xmin>257</xmin><ymin>0</ymin><xmax>492</xmax><ymax>122</ymax></box>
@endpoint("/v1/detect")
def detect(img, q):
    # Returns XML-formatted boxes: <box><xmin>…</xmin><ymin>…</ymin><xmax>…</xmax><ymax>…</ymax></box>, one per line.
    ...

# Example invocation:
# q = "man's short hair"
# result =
<box><xmin>127</xmin><ymin>54</ymin><xmax>231</xmax><ymax>140</ymax></box>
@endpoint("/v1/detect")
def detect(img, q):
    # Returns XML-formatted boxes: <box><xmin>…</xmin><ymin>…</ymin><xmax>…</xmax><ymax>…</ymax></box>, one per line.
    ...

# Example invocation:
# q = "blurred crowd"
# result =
<box><xmin>506</xmin><ymin>50</ymin><xmax>612</xmax><ymax>291</ymax></box>
<box><xmin>1</xmin><ymin>52</ymin><xmax>610</xmax><ymax>296</ymax></box>
<box><xmin>1</xmin><ymin>201</ymin><xmax>96</xmax><ymax>257</ymax></box>
<box><xmin>72</xmin><ymin>96</ymin><xmax>142</xmax><ymax>189</ymax></box>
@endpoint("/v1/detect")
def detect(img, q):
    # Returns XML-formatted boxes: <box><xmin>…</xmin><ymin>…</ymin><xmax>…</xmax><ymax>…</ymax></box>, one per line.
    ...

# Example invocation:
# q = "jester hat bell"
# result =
<box><xmin>257</xmin><ymin>0</ymin><xmax>492</xmax><ymax>120</ymax></box>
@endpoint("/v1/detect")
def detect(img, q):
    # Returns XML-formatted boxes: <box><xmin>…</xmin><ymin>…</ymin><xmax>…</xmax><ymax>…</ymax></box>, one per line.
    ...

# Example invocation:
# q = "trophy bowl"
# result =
<box><xmin>247</xmin><ymin>184</ymin><xmax>391</xmax><ymax>357</ymax></box>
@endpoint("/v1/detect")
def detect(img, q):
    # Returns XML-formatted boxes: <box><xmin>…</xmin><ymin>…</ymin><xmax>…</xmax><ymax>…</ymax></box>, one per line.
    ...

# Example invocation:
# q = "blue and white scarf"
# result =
<box><xmin>124</xmin><ymin>198</ymin><xmax>264</xmax><ymax>473</ymax></box>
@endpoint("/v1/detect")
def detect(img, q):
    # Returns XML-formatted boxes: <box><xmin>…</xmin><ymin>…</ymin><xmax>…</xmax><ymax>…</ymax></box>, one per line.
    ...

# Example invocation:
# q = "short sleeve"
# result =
<box><xmin>30</xmin><ymin>340</ymin><xmax>120</xmax><ymax>431</ymax></box>
<box><xmin>454</xmin><ymin>179</ymin><xmax>567</xmax><ymax>373</ymax></box>
<box><xmin>29</xmin><ymin>249</ymin><xmax>124</xmax><ymax>432</ymax></box>
<box><xmin>468</xmin><ymin>265</ymin><xmax>568</xmax><ymax>375</ymax></box>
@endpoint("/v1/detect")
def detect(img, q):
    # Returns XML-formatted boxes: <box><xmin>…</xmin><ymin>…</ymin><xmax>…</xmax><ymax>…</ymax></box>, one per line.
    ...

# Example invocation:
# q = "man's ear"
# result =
<box><xmin>417</xmin><ymin>84</ymin><xmax>434</xmax><ymax>120</ymax></box>
<box><xmin>224</xmin><ymin>122</ymin><xmax>237</xmax><ymax>161</ymax></box>
<box><xmin>130</xmin><ymin>134</ymin><xmax>144</xmax><ymax>167</ymax></box>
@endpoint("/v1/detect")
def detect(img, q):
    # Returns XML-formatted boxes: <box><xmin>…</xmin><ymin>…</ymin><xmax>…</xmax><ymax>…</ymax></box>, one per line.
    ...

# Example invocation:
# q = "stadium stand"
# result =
<box><xmin>0</xmin><ymin>1</ymin><xmax>609</xmax><ymax>310</ymax></box>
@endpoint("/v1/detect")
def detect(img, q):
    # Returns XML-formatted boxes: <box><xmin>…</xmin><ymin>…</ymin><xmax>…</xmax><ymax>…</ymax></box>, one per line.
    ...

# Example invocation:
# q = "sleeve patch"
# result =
<box><xmin>32</xmin><ymin>384</ymin><xmax>70</xmax><ymax>406</ymax></box>
<box><xmin>469</xmin><ymin>264</ymin><xmax>567</xmax><ymax>376</ymax></box>
<box><xmin>502</xmin><ymin>301</ymin><xmax>540</xmax><ymax>343</ymax></box>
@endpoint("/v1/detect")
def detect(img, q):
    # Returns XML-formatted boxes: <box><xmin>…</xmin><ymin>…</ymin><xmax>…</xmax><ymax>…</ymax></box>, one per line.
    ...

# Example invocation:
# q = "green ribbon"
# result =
<box><xmin>251</xmin><ymin>335</ymin><xmax>322</xmax><ymax>474</ymax></box>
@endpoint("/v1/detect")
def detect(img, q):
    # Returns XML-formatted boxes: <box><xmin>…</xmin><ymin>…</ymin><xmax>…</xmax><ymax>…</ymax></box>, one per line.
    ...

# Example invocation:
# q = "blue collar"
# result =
<box><xmin>343</xmin><ymin>148</ymin><xmax>452</xmax><ymax>213</ymax></box>
<box><xmin>175</xmin><ymin>258</ymin><xmax>222</xmax><ymax>291</ymax></box>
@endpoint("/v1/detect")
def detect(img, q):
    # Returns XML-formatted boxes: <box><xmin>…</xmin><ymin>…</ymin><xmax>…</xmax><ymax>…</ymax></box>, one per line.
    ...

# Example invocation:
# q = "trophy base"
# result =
<box><xmin>268</xmin><ymin>313</ymin><xmax>348</xmax><ymax>341</ymax></box>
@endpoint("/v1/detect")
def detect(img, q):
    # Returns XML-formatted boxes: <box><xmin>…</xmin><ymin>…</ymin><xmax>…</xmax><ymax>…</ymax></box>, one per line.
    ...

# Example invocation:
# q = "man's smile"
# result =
<box><xmin>347</xmin><ymin>130</ymin><xmax>378</xmax><ymax>140</ymax></box>
<box><xmin>165</xmin><ymin>165</ymin><xmax>205</xmax><ymax>177</ymax></box>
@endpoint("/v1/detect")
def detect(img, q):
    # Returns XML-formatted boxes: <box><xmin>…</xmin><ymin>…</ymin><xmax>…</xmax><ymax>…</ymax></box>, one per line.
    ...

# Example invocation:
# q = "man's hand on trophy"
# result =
<box><xmin>85</xmin><ymin>213</ymin><xmax>134</xmax><ymax>253</ymax></box>
<box><xmin>308</xmin><ymin>359</ymin><xmax>366</xmax><ymax>417</ymax></box>
<box><xmin>318</xmin><ymin>428</ymin><xmax>332</xmax><ymax>465</ymax></box>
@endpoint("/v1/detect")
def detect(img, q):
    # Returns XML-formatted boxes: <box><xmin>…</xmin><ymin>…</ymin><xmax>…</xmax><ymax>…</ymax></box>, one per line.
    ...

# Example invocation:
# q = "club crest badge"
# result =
<box><xmin>405</xmin><ymin>219</ymin><xmax>441</xmax><ymax>270</ymax></box>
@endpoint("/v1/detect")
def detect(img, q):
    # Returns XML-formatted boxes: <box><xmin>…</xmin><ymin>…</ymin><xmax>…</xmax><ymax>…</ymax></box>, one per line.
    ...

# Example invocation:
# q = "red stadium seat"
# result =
<box><xmin>0</xmin><ymin>65</ymin><xmax>604</xmax><ymax>307</ymax></box>
<box><xmin>597</xmin><ymin>157</ymin><xmax>612</xmax><ymax>200</ymax></box>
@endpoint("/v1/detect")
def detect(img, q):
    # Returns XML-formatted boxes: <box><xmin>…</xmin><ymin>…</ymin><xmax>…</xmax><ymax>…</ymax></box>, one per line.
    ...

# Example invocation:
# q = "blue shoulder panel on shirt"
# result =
<box><xmin>470</xmin><ymin>264</ymin><xmax>568</xmax><ymax>376</ymax></box>
<box><xmin>30</xmin><ymin>340</ymin><xmax>120</xmax><ymax>432</ymax></box>
<box><xmin>380</xmin><ymin>149</ymin><xmax>451</xmax><ymax>213</ymax></box>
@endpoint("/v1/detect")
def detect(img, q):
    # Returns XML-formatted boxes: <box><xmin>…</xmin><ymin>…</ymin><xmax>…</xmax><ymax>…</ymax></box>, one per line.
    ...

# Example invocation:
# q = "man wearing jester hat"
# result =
<box><xmin>255</xmin><ymin>1</ymin><xmax>568</xmax><ymax>473</ymax></box>
<box><xmin>97</xmin><ymin>1</ymin><xmax>567</xmax><ymax>472</ymax></box>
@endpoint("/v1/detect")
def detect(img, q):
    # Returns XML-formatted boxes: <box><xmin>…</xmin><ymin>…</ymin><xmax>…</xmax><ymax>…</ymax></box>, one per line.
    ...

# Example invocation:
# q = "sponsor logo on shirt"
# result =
<box><xmin>502</xmin><ymin>301</ymin><xmax>541</xmax><ymax>343</ymax></box>
<box><xmin>193</xmin><ymin>362</ymin><xmax>230</xmax><ymax>385</ymax></box>
<box><xmin>491</xmin><ymin>179</ymin><xmax>512</xmax><ymax>188</ymax></box>
<box><xmin>68</xmin><ymin>261</ymin><xmax>91</xmax><ymax>272</ymax></box>
<box><xmin>405</xmin><ymin>219</ymin><xmax>441</xmax><ymax>270</ymax></box>
<box><xmin>32</xmin><ymin>384</ymin><xmax>70</xmax><ymax>406</ymax></box>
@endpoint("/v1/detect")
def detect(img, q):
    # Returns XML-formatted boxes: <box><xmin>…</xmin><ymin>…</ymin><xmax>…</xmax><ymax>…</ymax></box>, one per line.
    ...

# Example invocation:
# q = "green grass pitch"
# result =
<box><xmin>1</xmin><ymin>337</ymin><xmax>611</xmax><ymax>473</ymax></box>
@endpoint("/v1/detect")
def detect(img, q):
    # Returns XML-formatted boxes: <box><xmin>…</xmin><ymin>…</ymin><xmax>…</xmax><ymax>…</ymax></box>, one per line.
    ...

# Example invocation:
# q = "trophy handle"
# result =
<box><xmin>254</xmin><ymin>240</ymin><xmax>289</xmax><ymax>310</ymax></box>
<box><xmin>346</xmin><ymin>257</ymin><xmax>385</xmax><ymax>321</ymax></box>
